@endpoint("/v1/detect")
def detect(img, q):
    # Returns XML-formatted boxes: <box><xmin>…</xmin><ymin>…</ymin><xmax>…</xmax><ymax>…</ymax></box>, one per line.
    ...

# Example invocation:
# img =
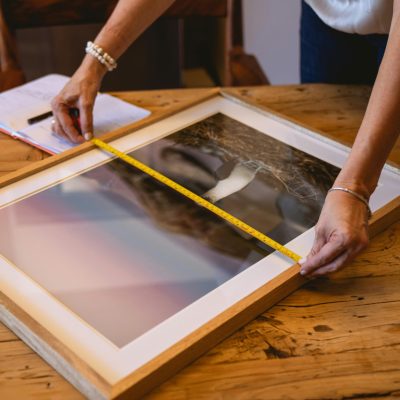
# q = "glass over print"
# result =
<box><xmin>0</xmin><ymin>113</ymin><xmax>338</xmax><ymax>347</ymax></box>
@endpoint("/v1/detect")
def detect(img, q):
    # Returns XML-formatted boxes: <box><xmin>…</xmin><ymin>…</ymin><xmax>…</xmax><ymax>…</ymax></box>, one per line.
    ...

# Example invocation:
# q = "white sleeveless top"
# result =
<box><xmin>305</xmin><ymin>0</ymin><xmax>393</xmax><ymax>34</ymax></box>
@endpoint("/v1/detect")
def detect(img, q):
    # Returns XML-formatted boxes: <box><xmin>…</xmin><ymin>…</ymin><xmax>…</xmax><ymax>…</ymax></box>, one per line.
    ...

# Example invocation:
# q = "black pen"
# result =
<box><xmin>69</xmin><ymin>108</ymin><xmax>82</xmax><ymax>134</ymax></box>
<box><xmin>27</xmin><ymin>110</ymin><xmax>53</xmax><ymax>125</ymax></box>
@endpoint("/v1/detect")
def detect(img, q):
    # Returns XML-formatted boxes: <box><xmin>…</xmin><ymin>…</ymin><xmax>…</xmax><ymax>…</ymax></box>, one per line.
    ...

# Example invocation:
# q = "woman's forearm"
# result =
<box><xmin>334</xmin><ymin>1</ymin><xmax>400</xmax><ymax>198</ymax></box>
<box><xmin>94</xmin><ymin>0</ymin><xmax>175</xmax><ymax>58</ymax></box>
<box><xmin>79</xmin><ymin>0</ymin><xmax>175</xmax><ymax>78</ymax></box>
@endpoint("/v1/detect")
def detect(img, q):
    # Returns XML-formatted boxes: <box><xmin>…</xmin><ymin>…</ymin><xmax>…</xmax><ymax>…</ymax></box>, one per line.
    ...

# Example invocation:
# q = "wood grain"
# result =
<box><xmin>0</xmin><ymin>297</ymin><xmax>111</xmax><ymax>399</ymax></box>
<box><xmin>1</xmin><ymin>85</ymin><xmax>399</xmax><ymax>399</ymax></box>
<box><xmin>0</xmin><ymin>323</ymin><xmax>83</xmax><ymax>399</ymax></box>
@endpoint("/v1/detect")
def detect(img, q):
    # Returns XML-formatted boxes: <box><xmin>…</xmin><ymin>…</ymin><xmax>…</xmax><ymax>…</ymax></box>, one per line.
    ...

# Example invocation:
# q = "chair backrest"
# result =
<box><xmin>0</xmin><ymin>1</ymin><xmax>24</xmax><ymax>90</ymax></box>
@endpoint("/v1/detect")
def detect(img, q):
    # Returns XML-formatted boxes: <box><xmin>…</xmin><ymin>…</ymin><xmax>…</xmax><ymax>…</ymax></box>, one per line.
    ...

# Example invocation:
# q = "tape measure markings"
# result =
<box><xmin>91</xmin><ymin>138</ymin><xmax>301</xmax><ymax>262</ymax></box>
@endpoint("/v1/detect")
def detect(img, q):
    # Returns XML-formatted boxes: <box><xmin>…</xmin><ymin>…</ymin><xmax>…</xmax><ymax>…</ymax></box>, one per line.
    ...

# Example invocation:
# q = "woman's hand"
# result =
<box><xmin>299</xmin><ymin>190</ymin><xmax>370</xmax><ymax>277</ymax></box>
<box><xmin>51</xmin><ymin>0</ymin><xmax>176</xmax><ymax>144</ymax></box>
<box><xmin>51</xmin><ymin>57</ymin><xmax>106</xmax><ymax>144</ymax></box>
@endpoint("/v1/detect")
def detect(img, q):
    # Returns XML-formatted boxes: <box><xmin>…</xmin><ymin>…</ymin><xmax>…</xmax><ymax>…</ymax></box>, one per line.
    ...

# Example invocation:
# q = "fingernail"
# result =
<box><xmin>300</xmin><ymin>269</ymin><xmax>307</xmax><ymax>276</ymax></box>
<box><xmin>298</xmin><ymin>257</ymin><xmax>307</xmax><ymax>266</ymax></box>
<box><xmin>84</xmin><ymin>132</ymin><xmax>93</xmax><ymax>141</ymax></box>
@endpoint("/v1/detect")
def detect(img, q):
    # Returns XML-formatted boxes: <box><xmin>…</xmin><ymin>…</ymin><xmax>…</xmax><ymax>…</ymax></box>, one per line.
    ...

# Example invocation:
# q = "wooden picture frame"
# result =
<box><xmin>0</xmin><ymin>89</ymin><xmax>399</xmax><ymax>400</ymax></box>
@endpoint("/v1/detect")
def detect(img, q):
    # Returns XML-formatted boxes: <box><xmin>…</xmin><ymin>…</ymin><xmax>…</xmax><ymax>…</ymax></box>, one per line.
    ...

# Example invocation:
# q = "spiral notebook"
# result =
<box><xmin>0</xmin><ymin>74</ymin><xmax>151</xmax><ymax>154</ymax></box>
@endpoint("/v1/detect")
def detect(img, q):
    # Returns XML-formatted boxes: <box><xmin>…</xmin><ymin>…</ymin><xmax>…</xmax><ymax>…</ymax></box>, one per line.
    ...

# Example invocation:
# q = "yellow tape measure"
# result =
<box><xmin>91</xmin><ymin>138</ymin><xmax>301</xmax><ymax>263</ymax></box>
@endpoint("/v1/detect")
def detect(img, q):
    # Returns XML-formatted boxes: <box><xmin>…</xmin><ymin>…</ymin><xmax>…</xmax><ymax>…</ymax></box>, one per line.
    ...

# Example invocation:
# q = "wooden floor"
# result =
<box><xmin>0</xmin><ymin>85</ymin><xmax>399</xmax><ymax>399</ymax></box>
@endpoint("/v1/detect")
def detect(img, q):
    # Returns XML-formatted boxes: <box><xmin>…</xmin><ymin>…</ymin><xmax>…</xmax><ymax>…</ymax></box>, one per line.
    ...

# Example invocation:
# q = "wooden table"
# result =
<box><xmin>1</xmin><ymin>85</ymin><xmax>400</xmax><ymax>399</ymax></box>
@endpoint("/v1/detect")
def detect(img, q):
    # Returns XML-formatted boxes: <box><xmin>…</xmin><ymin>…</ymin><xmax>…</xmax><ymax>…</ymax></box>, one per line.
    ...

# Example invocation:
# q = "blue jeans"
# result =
<box><xmin>300</xmin><ymin>1</ymin><xmax>388</xmax><ymax>84</ymax></box>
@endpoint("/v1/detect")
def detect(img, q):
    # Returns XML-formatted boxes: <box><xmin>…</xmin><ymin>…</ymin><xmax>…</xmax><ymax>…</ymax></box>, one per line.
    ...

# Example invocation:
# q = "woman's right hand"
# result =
<box><xmin>51</xmin><ymin>57</ymin><xmax>107</xmax><ymax>144</ymax></box>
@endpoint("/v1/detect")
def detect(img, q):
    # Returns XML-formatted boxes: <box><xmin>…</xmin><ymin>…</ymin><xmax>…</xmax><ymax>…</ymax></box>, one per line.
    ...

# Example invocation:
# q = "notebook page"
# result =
<box><xmin>20</xmin><ymin>93</ymin><xmax>151</xmax><ymax>154</ymax></box>
<box><xmin>0</xmin><ymin>74</ymin><xmax>68</xmax><ymax>132</ymax></box>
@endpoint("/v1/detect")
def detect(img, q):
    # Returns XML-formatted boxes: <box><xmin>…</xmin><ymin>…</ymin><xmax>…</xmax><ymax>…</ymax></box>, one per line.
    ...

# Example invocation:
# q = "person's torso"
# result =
<box><xmin>305</xmin><ymin>0</ymin><xmax>393</xmax><ymax>34</ymax></box>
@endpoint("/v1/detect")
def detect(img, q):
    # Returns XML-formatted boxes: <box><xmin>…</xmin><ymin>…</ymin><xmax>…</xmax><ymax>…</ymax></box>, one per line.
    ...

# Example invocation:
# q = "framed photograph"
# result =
<box><xmin>0</xmin><ymin>90</ymin><xmax>399</xmax><ymax>399</ymax></box>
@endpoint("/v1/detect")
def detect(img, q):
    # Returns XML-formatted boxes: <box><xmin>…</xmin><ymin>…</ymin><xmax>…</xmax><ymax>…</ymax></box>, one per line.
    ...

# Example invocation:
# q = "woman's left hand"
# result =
<box><xmin>299</xmin><ymin>190</ymin><xmax>370</xmax><ymax>277</ymax></box>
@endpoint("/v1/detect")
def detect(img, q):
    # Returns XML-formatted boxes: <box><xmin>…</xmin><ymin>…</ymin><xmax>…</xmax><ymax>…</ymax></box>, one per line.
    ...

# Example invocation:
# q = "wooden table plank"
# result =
<box><xmin>223</xmin><ymin>84</ymin><xmax>400</xmax><ymax>167</ymax></box>
<box><xmin>146</xmin><ymin>350</ymin><xmax>400</xmax><ymax>399</ymax></box>
<box><xmin>1</xmin><ymin>85</ymin><xmax>399</xmax><ymax>400</ymax></box>
<box><xmin>0</xmin><ymin>134</ymin><xmax>48</xmax><ymax>177</ymax></box>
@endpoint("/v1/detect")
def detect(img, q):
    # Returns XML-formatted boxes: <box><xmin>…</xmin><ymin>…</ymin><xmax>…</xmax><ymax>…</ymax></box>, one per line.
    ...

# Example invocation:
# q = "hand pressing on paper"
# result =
<box><xmin>51</xmin><ymin>57</ymin><xmax>107</xmax><ymax>144</ymax></box>
<box><xmin>299</xmin><ymin>190</ymin><xmax>370</xmax><ymax>277</ymax></box>
<box><xmin>50</xmin><ymin>0</ymin><xmax>177</xmax><ymax>145</ymax></box>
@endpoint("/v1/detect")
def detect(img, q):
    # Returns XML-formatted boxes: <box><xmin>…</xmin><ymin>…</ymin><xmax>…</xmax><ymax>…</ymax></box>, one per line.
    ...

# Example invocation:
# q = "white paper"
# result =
<box><xmin>0</xmin><ymin>74</ymin><xmax>69</xmax><ymax>132</ymax></box>
<box><xmin>0</xmin><ymin>74</ymin><xmax>151</xmax><ymax>154</ymax></box>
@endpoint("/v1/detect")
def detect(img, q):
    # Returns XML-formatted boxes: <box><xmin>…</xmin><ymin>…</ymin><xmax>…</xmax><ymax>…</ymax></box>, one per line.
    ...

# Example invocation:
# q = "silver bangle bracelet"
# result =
<box><xmin>328</xmin><ymin>186</ymin><xmax>372</xmax><ymax>218</ymax></box>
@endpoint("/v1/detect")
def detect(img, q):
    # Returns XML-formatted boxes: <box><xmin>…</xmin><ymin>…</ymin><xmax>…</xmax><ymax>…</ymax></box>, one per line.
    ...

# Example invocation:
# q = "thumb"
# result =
<box><xmin>300</xmin><ymin>227</ymin><xmax>347</xmax><ymax>276</ymax></box>
<box><xmin>299</xmin><ymin>227</ymin><xmax>325</xmax><ymax>273</ymax></box>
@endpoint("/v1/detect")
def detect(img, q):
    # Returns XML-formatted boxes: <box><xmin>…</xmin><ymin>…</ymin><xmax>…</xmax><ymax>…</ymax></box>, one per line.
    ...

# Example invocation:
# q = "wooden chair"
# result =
<box><xmin>0</xmin><ymin>0</ymin><xmax>268</xmax><ymax>91</ymax></box>
<box><xmin>0</xmin><ymin>2</ymin><xmax>24</xmax><ymax>91</ymax></box>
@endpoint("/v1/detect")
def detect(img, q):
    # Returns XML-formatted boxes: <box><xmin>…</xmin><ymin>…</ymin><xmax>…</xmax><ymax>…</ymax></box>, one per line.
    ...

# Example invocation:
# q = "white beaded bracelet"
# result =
<box><xmin>85</xmin><ymin>41</ymin><xmax>117</xmax><ymax>72</ymax></box>
<box><xmin>328</xmin><ymin>186</ymin><xmax>372</xmax><ymax>218</ymax></box>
